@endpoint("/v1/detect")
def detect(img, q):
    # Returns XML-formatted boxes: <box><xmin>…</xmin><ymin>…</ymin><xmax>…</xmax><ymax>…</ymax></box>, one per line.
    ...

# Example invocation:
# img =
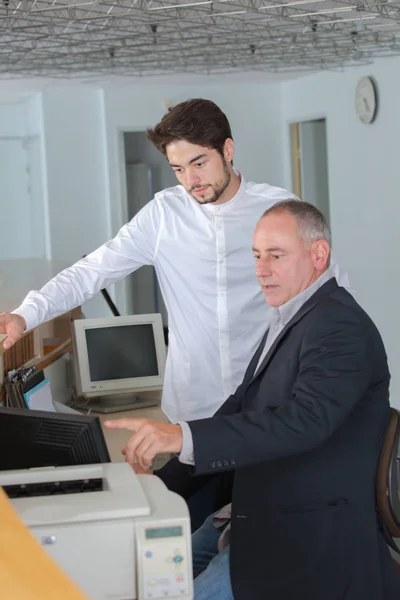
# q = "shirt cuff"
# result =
<box><xmin>178</xmin><ymin>421</ymin><xmax>195</xmax><ymax>465</ymax></box>
<box><xmin>12</xmin><ymin>303</ymin><xmax>40</xmax><ymax>333</ymax></box>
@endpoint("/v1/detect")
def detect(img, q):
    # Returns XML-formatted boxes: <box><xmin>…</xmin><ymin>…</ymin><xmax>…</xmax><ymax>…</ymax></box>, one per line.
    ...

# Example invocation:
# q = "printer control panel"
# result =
<box><xmin>136</xmin><ymin>520</ymin><xmax>192</xmax><ymax>599</ymax></box>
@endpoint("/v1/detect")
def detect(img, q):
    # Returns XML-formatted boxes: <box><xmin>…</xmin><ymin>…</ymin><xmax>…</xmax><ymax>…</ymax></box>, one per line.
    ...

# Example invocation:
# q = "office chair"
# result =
<box><xmin>376</xmin><ymin>408</ymin><xmax>400</xmax><ymax>571</ymax></box>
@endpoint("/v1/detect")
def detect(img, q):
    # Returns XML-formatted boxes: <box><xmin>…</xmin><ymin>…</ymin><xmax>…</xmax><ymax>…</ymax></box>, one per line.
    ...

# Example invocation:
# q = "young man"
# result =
<box><xmin>105</xmin><ymin>201</ymin><xmax>400</xmax><ymax>600</ymax></box>
<box><xmin>0</xmin><ymin>99</ymin><xmax>349</xmax><ymax>425</ymax></box>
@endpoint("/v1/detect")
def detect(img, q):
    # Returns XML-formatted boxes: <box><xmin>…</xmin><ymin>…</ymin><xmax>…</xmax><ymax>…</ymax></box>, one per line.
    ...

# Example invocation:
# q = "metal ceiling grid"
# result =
<box><xmin>0</xmin><ymin>0</ymin><xmax>399</xmax><ymax>76</ymax></box>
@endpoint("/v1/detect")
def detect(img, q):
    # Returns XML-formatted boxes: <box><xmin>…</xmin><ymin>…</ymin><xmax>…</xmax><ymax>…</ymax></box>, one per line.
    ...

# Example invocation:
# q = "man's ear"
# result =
<box><xmin>312</xmin><ymin>239</ymin><xmax>330</xmax><ymax>271</ymax></box>
<box><xmin>223</xmin><ymin>138</ymin><xmax>234</xmax><ymax>164</ymax></box>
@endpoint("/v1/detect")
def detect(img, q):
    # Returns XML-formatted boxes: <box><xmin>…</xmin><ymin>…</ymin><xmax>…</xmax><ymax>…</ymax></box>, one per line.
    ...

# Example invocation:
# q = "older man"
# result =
<box><xmin>107</xmin><ymin>200</ymin><xmax>399</xmax><ymax>600</ymax></box>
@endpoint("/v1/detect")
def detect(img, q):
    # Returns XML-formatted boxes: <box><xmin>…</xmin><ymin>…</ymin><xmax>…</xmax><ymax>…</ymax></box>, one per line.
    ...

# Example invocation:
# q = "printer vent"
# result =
<box><xmin>36</xmin><ymin>420</ymin><xmax>103</xmax><ymax>463</ymax></box>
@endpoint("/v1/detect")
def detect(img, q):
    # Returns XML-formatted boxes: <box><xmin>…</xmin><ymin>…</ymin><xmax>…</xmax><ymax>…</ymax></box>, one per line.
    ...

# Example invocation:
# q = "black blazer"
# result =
<box><xmin>159</xmin><ymin>279</ymin><xmax>400</xmax><ymax>599</ymax></box>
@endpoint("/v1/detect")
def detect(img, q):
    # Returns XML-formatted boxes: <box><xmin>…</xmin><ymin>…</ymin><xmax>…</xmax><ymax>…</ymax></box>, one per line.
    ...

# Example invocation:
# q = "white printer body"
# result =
<box><xmin>0</xmin><ymin>462</ymin><xmax>193</xmax><ymax>600</ymax></box>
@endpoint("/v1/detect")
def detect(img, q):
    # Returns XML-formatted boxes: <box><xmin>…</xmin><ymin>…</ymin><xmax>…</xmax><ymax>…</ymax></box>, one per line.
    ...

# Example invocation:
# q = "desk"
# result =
<box><xmin>98</xmin><ymin>405</ymin><xmax>170</xmax><ymax>467</ymax></box>
<box><xmin>76</xmin><ymin>392</ymin><xmax>171</xmax><ymax>469</ymax></box>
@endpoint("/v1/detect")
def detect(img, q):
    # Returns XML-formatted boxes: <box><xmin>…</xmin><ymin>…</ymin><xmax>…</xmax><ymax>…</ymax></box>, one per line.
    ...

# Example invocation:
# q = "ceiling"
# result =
<box><xmin>1</xmin><ymin>0</ymin><xmax>400</xmax><ymax>77</ymax></box>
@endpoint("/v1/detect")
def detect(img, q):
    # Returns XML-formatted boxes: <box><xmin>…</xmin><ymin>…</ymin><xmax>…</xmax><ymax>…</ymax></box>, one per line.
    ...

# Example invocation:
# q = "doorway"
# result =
<box><xmin>290</xmin><ymin>119</ymin><xmax>330</xmax><ymax>226</ymax></box>
<box><xmin>122</xmin><ymin>131</ymin><xmax>175</xmax><ymax>328</ymax></box>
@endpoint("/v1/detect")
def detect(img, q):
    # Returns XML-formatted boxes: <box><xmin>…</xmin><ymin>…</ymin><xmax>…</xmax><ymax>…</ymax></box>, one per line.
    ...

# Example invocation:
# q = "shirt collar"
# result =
<box><xmin>273</xmin><ymin>266</ymin><xmax>335</xmax><ymax>328</ymax></box>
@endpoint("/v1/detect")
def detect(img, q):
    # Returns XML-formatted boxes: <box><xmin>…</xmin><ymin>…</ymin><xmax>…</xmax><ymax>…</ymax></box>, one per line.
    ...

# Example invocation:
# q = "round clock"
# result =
<box><xmin>355</xmin><ymin>76</ymin><xmax>378</xmax><ymax>124</ymax></box>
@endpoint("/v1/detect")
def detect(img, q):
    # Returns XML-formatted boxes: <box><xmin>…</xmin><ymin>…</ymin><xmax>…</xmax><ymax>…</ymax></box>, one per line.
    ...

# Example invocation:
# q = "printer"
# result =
<box><xmin>0</xmin><ymin>462</ymin><xmax>193</xmax><ymax>600</ymax></box>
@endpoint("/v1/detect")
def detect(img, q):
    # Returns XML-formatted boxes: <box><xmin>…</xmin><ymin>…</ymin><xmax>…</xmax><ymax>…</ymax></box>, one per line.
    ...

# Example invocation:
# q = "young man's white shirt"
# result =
<box><xmin>14</xmin><ymin>174</ymin><xmax>351</xmax><ymax>422</ymax></box>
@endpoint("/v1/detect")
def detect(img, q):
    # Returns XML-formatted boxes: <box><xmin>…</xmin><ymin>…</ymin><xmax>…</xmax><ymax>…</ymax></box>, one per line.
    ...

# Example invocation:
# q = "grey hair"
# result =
<box><xmin>261</xmin><ymin>199</ymin><xmax>331</xmax><ymax>246</ymax></box>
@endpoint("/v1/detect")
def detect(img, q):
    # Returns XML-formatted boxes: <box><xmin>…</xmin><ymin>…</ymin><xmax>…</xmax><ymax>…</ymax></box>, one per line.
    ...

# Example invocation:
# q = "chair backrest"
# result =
<box><xmin>376</xmin><ymin>408</ymin><xmax>400</xmax><ymax>539</ymax></box>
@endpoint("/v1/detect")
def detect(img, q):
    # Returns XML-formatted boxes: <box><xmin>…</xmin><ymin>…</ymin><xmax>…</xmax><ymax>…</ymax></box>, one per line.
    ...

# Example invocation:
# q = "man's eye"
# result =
<box><xmin>196</xmin><ymin>162</ymin><xmax>205</xmax><ymax>168</ymax></box>
<box><xmin>173</xmin><ymin>169</ymin><xmax>182</xmax><ymax>174</ymax></box>
<box><xmin>273</xmin><ymin>255</ymin><xmax>281</xmax><ymax>260</ymax></box>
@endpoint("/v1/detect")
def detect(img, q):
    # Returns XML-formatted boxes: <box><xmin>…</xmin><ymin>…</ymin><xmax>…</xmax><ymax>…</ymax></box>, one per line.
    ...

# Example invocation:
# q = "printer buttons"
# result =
<box><xmin>173</xmin><ymin>555</ymin><xmax>184</xmax><ymax>563</ymax></box>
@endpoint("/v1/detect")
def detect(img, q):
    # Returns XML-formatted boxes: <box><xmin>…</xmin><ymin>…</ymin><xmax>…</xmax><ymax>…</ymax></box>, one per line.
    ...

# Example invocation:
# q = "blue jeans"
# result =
<box><xmin>192</xmin><ymin>511</ymin><xmax>234</xmax><ymax>600</ymax></box>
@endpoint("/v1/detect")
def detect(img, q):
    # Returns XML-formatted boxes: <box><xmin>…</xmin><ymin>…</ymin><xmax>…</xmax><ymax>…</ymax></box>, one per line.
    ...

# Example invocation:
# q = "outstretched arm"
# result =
<box><xmin>6</xmin><ymin>202</ymin><xmax>160</xmax><ymax>345</ymax></box>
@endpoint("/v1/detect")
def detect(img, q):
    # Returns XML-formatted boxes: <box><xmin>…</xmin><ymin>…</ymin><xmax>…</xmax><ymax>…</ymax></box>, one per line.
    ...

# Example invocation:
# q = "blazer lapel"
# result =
<box><xmin>250</xmin><ymin>278</ymin><xmax>339</xmax><ymax>381</ymax></box>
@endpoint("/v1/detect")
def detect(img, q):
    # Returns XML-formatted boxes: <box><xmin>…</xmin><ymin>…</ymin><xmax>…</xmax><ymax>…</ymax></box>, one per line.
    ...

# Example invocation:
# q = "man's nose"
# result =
<box><xmin>186</xmin><ymin>170</ymin><xmax>201</xmax><ymax>188</ymax></box>
<box><xmin>256</xmin><ymin>256</ymin><xmax>272</xmax><ymax>277</ymax></box>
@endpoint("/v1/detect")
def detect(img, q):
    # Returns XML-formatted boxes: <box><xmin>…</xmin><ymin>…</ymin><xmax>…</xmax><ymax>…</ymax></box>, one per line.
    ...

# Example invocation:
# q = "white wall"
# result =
<box><xmin>39</xmin><ymin>88</ymin><xmax>110</xmax><ymax>317</ymax></box>
<box><xmin>0</xmin><ymin>102</ymin><xmax>26</xmax><ymax>137</ymax></box>
<box><xmin>41</xmin><ymin>88</ymin><xmax>109</xmax><ymax>262</ymax></box>
<box><xmin>281</xmin><ymin>55</ymin><xmax>400</xmax><ymax>407</ymax></box>
<box><xmin>0</xmin><ymin>98</ymin><xmax>46</xmax><ymax>260</ymax></box>
<box><xmin>0</xmin><ymin>138</ymin><xmax>32</xmax><ymax>259</ymax></box>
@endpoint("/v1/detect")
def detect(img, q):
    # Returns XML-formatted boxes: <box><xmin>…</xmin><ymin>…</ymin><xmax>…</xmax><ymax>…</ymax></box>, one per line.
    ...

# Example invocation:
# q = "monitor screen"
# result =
<box><xmin>0</xmin><ymin>407</ymin><xmax>110</xmax><ymax>471</ymax></box>
<box><xmin>73</xmin><ymin>313</ymin><xmax>166</xmax><ymax>398</ymax></box>
<box><xmin>85</xmin><ymin>324</ymin><xmax>158</xmax><ymax>381</ymax></box>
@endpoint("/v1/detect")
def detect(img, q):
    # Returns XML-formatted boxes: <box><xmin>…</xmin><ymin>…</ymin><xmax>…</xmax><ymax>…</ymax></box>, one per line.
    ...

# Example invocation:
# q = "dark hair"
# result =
<box><xmin>147</xmin><ymin>98</ymin><xmax>233</xmax><ymax>157</ymax></box>
<box><xmin>262</xmin><ymin>199</ymin><xmax>331</xmax><ymax>246</ymax></box>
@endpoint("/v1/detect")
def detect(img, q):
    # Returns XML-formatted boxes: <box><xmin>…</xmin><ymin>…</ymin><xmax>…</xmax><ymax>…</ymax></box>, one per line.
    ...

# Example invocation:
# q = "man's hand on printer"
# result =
<box><xmin>130</xmin><ymin>462</ymin><xmax>153</xmax><ymax>475</ymax></box>
<box><xmin>104</xmin><ymin>418</ymin><xmax>183</xmax><ymax>469</ymax></box>
<box><xmin>0</xmin><ymin>313</ymin><xmax>26</xmax><ymax>350</ymax></box>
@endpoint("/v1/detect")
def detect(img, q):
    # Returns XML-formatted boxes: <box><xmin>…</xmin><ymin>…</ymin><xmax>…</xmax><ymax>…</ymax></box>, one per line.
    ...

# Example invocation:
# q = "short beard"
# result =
<box><xmin>190</xmin><ymin>157</ymin><xmax>231</xmax><ymax>205</ymax></box>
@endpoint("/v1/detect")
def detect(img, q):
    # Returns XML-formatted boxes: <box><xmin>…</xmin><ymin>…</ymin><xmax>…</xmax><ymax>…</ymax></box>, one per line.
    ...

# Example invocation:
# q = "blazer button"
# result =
<box><xmin>210</xmin><ymin>461</ymin><xmax>216</xmax><ymax>469</ymax></box>
<box><xmin>223</xmin><ymin>460</ymin><xmax>229</xmax><ymax>467</ymax></box>
<box><xmin>230</xmin><ymin>459</ymin><xmax>236</xmax><ymax>466</ymax></box>
<box><xmin>216</xmin><ymin>461</ymin><xmax>223</xmax><ymax>468</ymax></box>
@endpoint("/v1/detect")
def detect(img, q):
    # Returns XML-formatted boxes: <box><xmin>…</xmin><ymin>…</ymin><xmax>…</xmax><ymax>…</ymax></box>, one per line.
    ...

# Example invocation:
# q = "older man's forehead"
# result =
<box><xmin>252</xmin><ymin>244</ymin><xmax>286</xmax><ymax>253</ymax></box>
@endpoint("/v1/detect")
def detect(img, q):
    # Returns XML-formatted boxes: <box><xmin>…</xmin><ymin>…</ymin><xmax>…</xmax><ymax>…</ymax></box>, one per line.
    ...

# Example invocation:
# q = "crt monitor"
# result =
<box><xmin>72</xmin><ymin>313</ymin><xmax>167</xmax><ymax>414</ymax></box>
<box><xmin>0</xmin><ymin>407</ymin><xmax>110</xmax><ymax>471</ymax></box>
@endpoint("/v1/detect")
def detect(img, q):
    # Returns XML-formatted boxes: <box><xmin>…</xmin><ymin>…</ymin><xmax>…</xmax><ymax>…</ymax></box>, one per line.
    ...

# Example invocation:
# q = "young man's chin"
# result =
<box><xmin>194</xmin><ymin>194</ymin><xmax>217</xmax><ymax>205</ymax></box>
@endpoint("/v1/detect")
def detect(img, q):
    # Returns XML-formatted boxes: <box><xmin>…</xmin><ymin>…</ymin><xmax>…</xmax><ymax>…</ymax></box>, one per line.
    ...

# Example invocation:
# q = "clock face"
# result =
<box><xmin>355</xmin><ymin>76</ymin><xmax>377</xmax><ymax>124</ymax></box>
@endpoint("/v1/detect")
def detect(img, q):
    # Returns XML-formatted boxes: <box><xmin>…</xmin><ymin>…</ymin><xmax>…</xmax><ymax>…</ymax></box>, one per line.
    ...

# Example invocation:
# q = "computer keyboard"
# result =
<box><xmin>3</xmin><ymin>478</ymin><xmax>104</xmax><ymax>498</ymax></box>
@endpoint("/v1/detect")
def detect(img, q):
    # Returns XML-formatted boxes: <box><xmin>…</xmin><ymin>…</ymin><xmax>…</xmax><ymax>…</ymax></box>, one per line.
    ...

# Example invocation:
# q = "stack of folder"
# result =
<box><xmin>4</xmin><ymin>367</ymin><xmax>45</xmax><ymax>409</ymax></box>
